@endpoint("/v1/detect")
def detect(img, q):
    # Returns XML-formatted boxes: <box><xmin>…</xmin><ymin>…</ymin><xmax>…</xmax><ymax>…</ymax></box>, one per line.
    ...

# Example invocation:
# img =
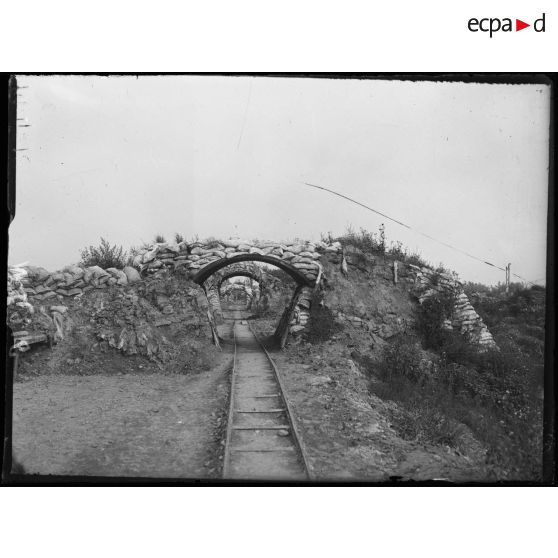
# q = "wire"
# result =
<box><xmin>302</xmin><ymin>181</ymin><xmax>540</xmax><ymax>286</ymax></box>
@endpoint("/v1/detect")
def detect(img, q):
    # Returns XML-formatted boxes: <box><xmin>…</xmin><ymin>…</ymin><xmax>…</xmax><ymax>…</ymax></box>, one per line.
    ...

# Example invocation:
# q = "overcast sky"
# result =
<box><xmin>10</xmin><ymin>75</ymin><xmax>550</xmax><ymax>285</ymax></box>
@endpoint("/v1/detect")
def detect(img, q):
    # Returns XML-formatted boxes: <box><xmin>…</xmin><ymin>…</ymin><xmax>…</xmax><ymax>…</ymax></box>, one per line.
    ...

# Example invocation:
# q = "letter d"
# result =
<box><xmin>534</xmin><ymin>13</ymin><xmax>545</xmax><ymax>32</ymax></box>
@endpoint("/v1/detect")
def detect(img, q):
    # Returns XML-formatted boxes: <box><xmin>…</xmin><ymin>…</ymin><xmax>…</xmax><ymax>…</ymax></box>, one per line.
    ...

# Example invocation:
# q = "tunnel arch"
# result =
<box><xmin>217</xmin><ymin>271</ymin><xmax>262</xmax><ymax>290</ymax></box>
<box><xmin>193</xmin><ymin>254</ymin><xmax>312</xmax><ymax>286</ymax></box>
<box><xmin>221</xmin><ymin>280</ymin><xmax>253</xmax><ymax>303</ymax></box>
<box><xmin>131</xmin><ymin>238</ymin><xmax>322</xmax><ymax>346</ymax></box>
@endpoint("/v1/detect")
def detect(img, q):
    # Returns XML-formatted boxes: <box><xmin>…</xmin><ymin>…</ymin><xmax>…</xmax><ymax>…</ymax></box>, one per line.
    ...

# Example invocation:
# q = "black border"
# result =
<box><xmin>1</xmin><ymin>72</ymin><xmax>556</xmax><ymax>486</ymax></box>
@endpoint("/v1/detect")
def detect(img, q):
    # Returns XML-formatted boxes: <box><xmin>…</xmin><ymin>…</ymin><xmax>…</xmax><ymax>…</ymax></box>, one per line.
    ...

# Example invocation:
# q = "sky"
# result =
<box><xmin>10</xmin><ymin>75</ymin><xmax>550</xmax><ymax>285</ymax></box>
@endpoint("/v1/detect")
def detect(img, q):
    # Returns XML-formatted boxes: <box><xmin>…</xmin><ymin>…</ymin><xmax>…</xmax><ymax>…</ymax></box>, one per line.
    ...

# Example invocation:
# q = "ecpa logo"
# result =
<box><xmin>468</xmin><ymin>13</ymin><xmax>546</xmax><ymax>37</ymax></box>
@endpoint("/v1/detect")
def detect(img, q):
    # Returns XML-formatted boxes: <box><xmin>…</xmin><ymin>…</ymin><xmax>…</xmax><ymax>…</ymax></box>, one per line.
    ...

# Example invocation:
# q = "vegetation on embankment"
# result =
<box><xmin>324</xmin><ymin>225</ymin><xmax>443</xmax><ymax>270</ymax></box>
<box><xmin>300</xmin><ymin>228</ymin><xmax>545</xmax><ymax>481</ymax></box>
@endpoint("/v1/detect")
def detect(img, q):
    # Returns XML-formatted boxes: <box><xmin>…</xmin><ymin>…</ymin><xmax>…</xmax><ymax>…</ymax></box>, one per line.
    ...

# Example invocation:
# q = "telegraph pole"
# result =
<box><xmin>505</xmin><ymin>263</ymin><xmax>511</xmax><ymax>294</ymax></box>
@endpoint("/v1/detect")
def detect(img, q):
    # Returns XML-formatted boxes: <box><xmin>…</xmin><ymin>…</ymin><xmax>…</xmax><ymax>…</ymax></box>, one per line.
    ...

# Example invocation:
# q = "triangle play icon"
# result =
<box><xmin>516</xmin><ymin>19</ymin><xmax>530</xmax><ymax>31</ymax></box>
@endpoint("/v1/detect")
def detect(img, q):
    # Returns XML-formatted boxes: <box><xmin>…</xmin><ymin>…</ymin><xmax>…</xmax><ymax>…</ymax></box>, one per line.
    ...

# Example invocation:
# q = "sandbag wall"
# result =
<box><xmin>132</xmin><ymin>239</ymin><xmax>323</xmax><ymax>284</ymax></box>
<box><xmin>407</xmin><ymin>264</ymin><xmax>496</xmax><ymax>348</ymax></box>
<box><xmin>18</xmin><ymin>264</ymin><xmax>142</xmax><ymax>302</ymax></box>
<box><xmin>8</xmin><ymin>237</ymin><xmax>496</xmax><ymax>349</ymax></box>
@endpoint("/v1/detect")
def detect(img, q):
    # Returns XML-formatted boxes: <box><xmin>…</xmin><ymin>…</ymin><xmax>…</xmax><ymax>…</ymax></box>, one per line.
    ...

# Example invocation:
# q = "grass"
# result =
<box><xmin>327</xmin><ymin>225</ymin><xmax>434</xmax><ymax>269</ymax></box>
<box><xmin>204</xmin><ymin>237</ymin><xmax>223</xmax><ymax>249</ymax></box>
<box><xmin>363</xmin><ymin>296</ymin><xmax>544</xmax><ymax>480</ymax></box>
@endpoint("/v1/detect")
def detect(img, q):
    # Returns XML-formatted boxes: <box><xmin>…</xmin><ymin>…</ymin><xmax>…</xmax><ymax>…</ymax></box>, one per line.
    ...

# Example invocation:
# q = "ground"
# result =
<box><xmin>12</xmin><ymin>352</ymin><xmax>232</xmax><ymax>478</ymax></box>
<box><xmin>253</xmin><ymin>324</ymin><xmax>489</xmax><ymax>482</ymax></box>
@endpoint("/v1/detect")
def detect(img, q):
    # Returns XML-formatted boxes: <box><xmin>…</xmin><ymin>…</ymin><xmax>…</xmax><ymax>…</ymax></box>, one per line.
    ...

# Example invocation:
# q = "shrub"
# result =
<box><xmin>154</xmin><ymin>234</ymin><xmax>166</xmax><ymax>243</ymax></box>
<box><xmin>370</xmin><ymin>334</ymin><xmax>542</xmax><ymax>478</ymax></box>
<box><xmin>305</xmin><ymin>292</ymin><xmax>340</xmax><ymax>344</ymax></box>
<box><xmin>174</xmin><ymin>232</ymin><xmax>184</xmax><ymax>244</ymax></box>
<box><xmin>371</xmin><ymin>337</ymin><xmax>463</xmax><ymax>447</ymax></box>
<box><xmin>377</xmin><ymin>336</ymin><xmax>425</xmax><ymax>384</ymax></box>
<box><xmin>416</xmin><ymin>288</ymin><xmax>457</xmax><ymax>350</ymax></box>
<box><xmin>337</xmin><ymin>225</ymin><xmax>382</xmax><ymax>253</ymax></box>
<box><xmin>80</xmin><ymin>238</ymin><xmax>127</xmax><ymax>269</ymax></box>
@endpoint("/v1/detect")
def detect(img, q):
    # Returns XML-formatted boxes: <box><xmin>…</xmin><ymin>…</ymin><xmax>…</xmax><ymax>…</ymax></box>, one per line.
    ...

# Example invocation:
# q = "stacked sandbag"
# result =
<box><xmin>7</xmin><ymin>265</ymin><xmax>73</xmax><ymax>341</ymax></box>
<box><xmin>8</xmin><ymin>265</ymin><xmax>31</xmax><ymax>307</ymax></box>
<box><xmin>8</xmin><ymin>236</ymin><xmax>338</xmax><ymax>346</ymax></box>
<box><xmin>289</xmin><ymin>286</ymin><xmax>313</xmax><ymax>334</ymax></box>
<box><xmin>408</xmin><ymin>264</ymin><xmax>496</xmax><ymax>349</ymax></box>
<box><xmin>10</xmin><ymin>237</ymin><xmax>337</xmax><ymax>307</ymax></box>
<box><xmin>26</xmin><ymin>264</ymin><xmax>89</xmax><ymax>300</ymax></box>
<box><xmin>139</xmin><ymin>241</ymin><xmax>184</xmax><ymax>274</ymax></box>
<box><xmin>13</xmin><ymin>261</ymin><xmax>139</xmax><ymax>304</ymax></box>
<box><xmin>131</xmin><ymin>238</ymin><xmax>327</xmax><ymax>285</ymax></box>
<box><xmin>7</xmin><ymin>265</ymin><xmax>34</xmax><ymax>332</ymax></box>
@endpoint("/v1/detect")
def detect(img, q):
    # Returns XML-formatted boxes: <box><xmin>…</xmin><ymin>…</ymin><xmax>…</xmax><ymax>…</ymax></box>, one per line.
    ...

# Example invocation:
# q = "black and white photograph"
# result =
<box><xmin>5</xmin><ymin>74</ymin><xmax>552</xmax><ymax>483</ymax></box>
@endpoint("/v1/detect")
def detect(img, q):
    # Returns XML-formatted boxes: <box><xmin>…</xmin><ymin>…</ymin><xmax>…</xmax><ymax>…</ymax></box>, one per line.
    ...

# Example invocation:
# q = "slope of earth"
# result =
<box><xmin>264</xmin><ymin>340</ymin><xmax>488</xmax><ymax>482</ymax></box>
<box><xmin>257</xmin><ymin>250</ymin><xmax>542</xmax><ymax>482</ymax></box>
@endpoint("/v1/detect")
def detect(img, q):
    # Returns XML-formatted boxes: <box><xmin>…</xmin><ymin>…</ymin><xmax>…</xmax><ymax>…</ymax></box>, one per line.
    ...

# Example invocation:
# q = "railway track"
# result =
<box><xmin>222</xmin><ymin>312</ymin><xmax>310</xmax><ymax>480</ymax></box>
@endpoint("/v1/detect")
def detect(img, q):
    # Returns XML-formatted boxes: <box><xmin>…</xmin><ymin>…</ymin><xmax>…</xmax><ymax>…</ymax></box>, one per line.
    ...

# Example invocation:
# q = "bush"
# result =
<box><xmin>305</xmin><ymin>292</ymin><xmax>340</xmax><ymax>344</ymax></box>
<box><xmin>368</xmin><ymin>323</ymin><xmax>543</xmax><ymax>479</ymax></box>
<box><xmin>377</xmin><ymin>336</ymin><xmax>426</xmax><ymax>384</ymax></box>
<box><xmin>174</xmin><ymin>232</ymin><xmax>184</xmax><ymax>244</ymax></box>
<box><xmin>416</xmin><ymin>288</ymin><xmax>457</xmax><ymax>350</ymax></box>
<box><xmin>80</xmin><ymin>238</ymin><xmax>127</xmax><ymax>269</ymax></box>
<box><xmin>337</xmin><ymin>225</ymin><xmax>383</xmax><ymax>254</ymax></box>
<box><xmin>371</xmin><ymin>337</ymin><xmax>462</xmax><ymax>447</ymax></box>
<box><xmin>154</xmin><ymin>234</ymin><xmax>166</xmax><ymax>243</ymax></box>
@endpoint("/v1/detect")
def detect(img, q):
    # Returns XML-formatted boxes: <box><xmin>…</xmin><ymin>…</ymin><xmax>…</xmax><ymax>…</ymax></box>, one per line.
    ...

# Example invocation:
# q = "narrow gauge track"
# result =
<box><xmin>221</xmin><ymin>310</ymin><xmax>310</xmax><ymax>480</ymax></box>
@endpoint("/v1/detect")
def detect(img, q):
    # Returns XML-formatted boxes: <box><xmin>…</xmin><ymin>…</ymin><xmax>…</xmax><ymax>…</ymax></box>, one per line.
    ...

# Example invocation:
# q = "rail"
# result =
<box><xmin>221</xmin><ymin>317</ymin><xmax>311</xmax><ymax>480</ymax></box>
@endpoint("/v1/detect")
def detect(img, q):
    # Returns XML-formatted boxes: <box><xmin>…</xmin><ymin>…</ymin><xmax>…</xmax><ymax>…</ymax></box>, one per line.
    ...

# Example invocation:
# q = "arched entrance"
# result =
<box><xmin>196</xmin><ymin>256</ymin><xmax>314</xmax><ymax>348</ymax></box>
<box><xmin>192</xmin><ymin>253</ymin><xmax>312</xmax><ymax>287</ymax></box>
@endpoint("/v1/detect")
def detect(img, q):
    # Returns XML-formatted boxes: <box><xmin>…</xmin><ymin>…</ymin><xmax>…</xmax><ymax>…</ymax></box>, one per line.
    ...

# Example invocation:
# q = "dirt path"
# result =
<box><xmin>12</xmin><ymin>356</ymin><xmax>232</xmax><ymax>479</ymax></box>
